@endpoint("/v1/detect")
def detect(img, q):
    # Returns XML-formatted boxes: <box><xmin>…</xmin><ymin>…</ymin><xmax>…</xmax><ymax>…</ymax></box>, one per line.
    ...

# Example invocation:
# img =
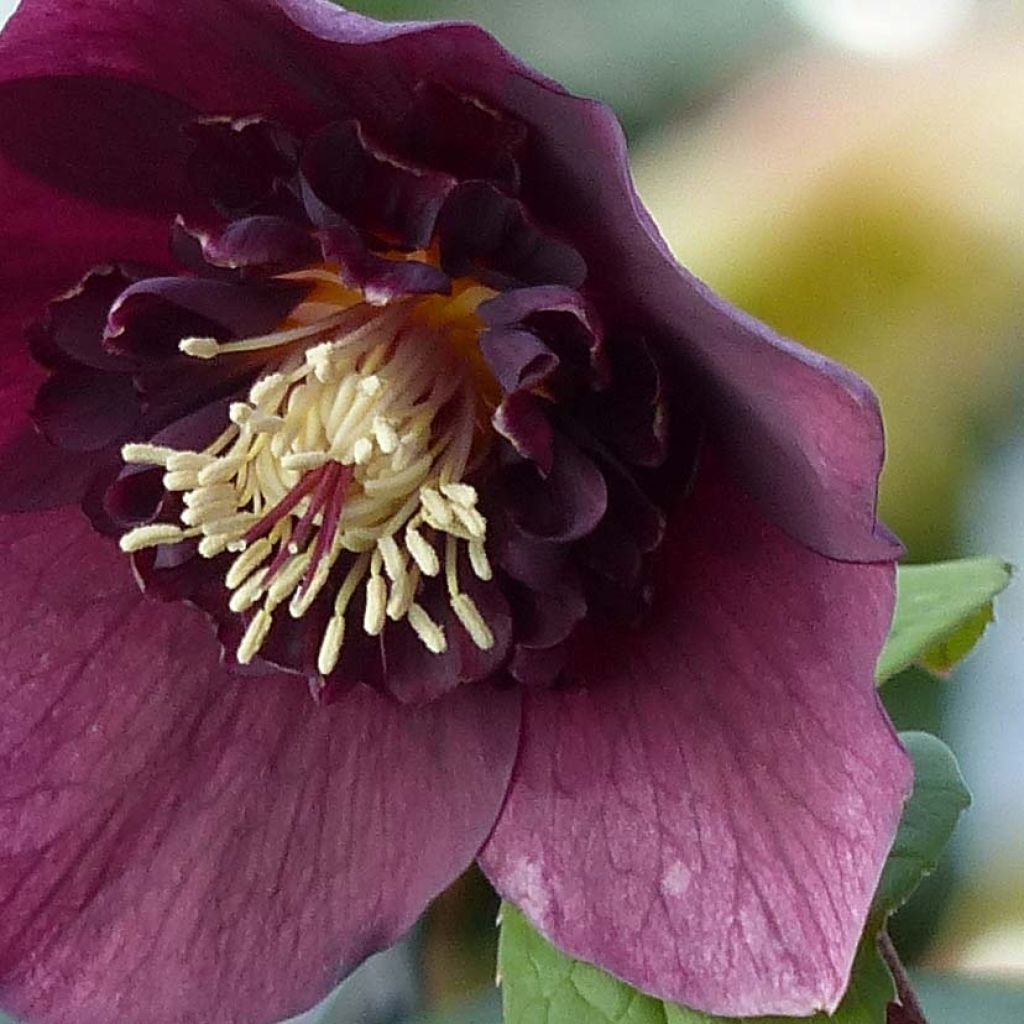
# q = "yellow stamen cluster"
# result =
<box><xmin>120</xmin><ymin>288</ymin><xmax>497</xmax><ymax>673</ymax></box>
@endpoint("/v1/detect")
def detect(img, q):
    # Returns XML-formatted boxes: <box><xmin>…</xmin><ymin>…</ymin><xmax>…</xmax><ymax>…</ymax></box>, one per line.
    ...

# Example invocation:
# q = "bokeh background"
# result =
<box><xmin>0</xmin><ymin>1</ymin><xmax>1021</xmax><ymax>1022</ymax></box>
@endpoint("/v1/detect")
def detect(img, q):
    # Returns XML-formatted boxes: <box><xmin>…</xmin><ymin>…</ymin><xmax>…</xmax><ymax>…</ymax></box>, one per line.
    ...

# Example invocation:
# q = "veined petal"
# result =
<box><xmin>479</xmin><ymin>456</ymin><xmax>911</xmax><ymax>1016</ymax></box>
<box><xmin>0</xmin><ymin>509</ymin><xmax>520</xmax><ymax>1024</ymax></box>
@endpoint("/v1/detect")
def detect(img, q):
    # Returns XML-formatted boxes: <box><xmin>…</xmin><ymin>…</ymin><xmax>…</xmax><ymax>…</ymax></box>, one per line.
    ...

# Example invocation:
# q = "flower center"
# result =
<box><xmin>119</xmin><ymin>275</ymin><xmax>500</xmax><ymax>674</ymax></box>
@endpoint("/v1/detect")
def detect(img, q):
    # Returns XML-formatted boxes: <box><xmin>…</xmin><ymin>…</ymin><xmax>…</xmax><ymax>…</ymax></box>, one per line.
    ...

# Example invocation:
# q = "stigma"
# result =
<box><xmin>119</xmin><ymin>281</ymin><xmax>499</xmax><ymax>675</ymax></box>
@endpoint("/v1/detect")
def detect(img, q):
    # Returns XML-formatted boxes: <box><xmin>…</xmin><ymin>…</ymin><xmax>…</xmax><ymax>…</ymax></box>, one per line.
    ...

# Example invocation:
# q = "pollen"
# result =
<box><xmin>120</xmin><ymin>285</ymin><xmax>498</xmax><ymax>673</ymax></box>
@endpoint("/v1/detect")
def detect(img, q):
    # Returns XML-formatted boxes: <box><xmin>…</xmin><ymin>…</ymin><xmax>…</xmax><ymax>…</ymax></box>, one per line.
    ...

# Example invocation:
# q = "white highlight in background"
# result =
<box><xmin>784</xmin><ymin>0</ymin><xmax>974</xmax><ymax>57</ymax></box>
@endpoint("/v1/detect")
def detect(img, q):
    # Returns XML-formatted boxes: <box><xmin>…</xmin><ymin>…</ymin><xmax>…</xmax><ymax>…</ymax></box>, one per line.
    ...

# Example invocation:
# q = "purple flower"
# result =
<box><xmin>0</xmin><ymin>1</ymin><xmax>912</xmax><ymax>1022</ymax></box>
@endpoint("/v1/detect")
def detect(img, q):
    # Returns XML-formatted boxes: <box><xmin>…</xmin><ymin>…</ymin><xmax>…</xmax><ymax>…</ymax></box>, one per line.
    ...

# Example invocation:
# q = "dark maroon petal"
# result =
<box><xmin>187</xmin><ymin>116</ymin><xmax>301</xmax><ymax>217</ymax></box>
<box><xmin>32</xmin><ymin>366</ymin><xmax>140</xmax><ymax>452</ymax></box>
<box><xmin>493</xmin><ymin>525</ymin><xmax>571</xmax><ymax>593</ymax></box>
<box><xmin>479</xmin><ymin>457</ymin><xmax>911</xmax><ymax>1016</ymax></box>
<box><xmin>493</xmin><ymin>392</ymin><xmax>555</xmax><ymax>473</ymax></box>
<box><xmin>31</xmin><ymin>266</ymin><xmax>142</xmax><ymax>372</ymax></box>
<box><xmin>383</xmin><ymin>572</ymin><xmax>513</xmax><ymax>705</ymax></box>
<box><xmin>0</xmin><ymin>426</ymin><xmax>111</xmax><ymax>514</ymax></box>
<box><xmin>508</xmin><ymin>643</ymin><xmax>568</xmax><ymax>689</ymax></box>
<box><xmin>103</xmin><ymin>466</ymin><xmax>165</xmax><ymax>528</ymax></box>
<box><xmin>0</xmin><ymin>508</ymin><xmax>520</xmax><ymax>1024</ymax></box>
<box><xmin>481</xmin><ymin>329</ymin><xmax>559</xmax><ymax>394</ymax></box>
<box><xmin>0</xmin><ymin>75</ymin><xmax>199</xmax><ymax>215</ymax></box>
<box><xmin>502</xmin><ymin>436</ymin><xmax>607</xmax><ymax>542</ymax></box>
<box><xmin>512</xmin><ymin>584</ymin><xmax>587</xmax><ymax>651</ymax></box>
<box><xmin>0</xmin><ymin>149</ymin><xmax>174</xmax><ymax>510</ymax></box>
<box><xmin>104</xmin><ymin>277</ymin><xmax>307</xmax><ymax>359</ymax></box>
<box><xmin>319</xmin><ymin>221</ymin><xmax>451</xmax><ymax>302</ymax></box>
<box><xmin>399</xmin><ymin>81</ymin><xmax>526</xmax><ymax>188</ymax></box>
<box><xmin>301</xmin><ymin>120</ymin><xmax>454</xmax><ymax>249</ymax></box>
<box><xmin>198</xmin><ymin>215</ymin><xmax>319</xmax><ymax>274</ymax></box>
<box><xmin>583</xmin><ymin>333</ymin><xmax>668</xmax><ymax>468</ymax></box>
<box><xmin>479</xmin><ymin>284</ymin><xmax>600</xmax><ymax>335</ymax></box>
<box><xmin>437</xmin><ymin>182</ymin><xmax>587</xmax><ymax>290</ymax></box>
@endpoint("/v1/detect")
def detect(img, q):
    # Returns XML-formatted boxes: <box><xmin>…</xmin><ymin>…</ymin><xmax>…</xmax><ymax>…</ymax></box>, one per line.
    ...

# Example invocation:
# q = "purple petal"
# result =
<box><xmin>501</xmin><ymin>435</ymin><xmax>607</xmax><ymax>542</ymax></box>
<box><xmin>32</xmin><ymin>366</ymin><xmax>140</xmax><ymax>452</ymax></box>
<box><xmin>0</xmin><ymin>74</ymin><xmax>198</xmax><ymax>215</ymax></box>
<box><xmin>196</xmin><ymin>215</ymin><xmax>320</xmax><ymax>274</ymax></box>
<box><xmin>0</xmin><ymin>150</ymin><xmax>175</xmax><ymax>510</ymax></box>
<box><xmin>301</xmin><ymin>120</ymin><xmax>454</xmax><ymax>248</ymax></box>
<box><xmin>437</xmin><ymin>182</ymin><xmax>587</xmax><ymax>289</ymax></box>
<box><xmin>479</xmin><ymin>457</ymin><xmax>911</xmax><ymax>1017</ymax></box>
<box><xmin>398</xmin><ymin>81</ymin><xmax>526</xmax><ymax>188</ymax></box>
<box><xmin>319</xmin><ymin>221</ymin><xmax>451</xmax><ymax>302</ymax></box>
<box><xmin>481</xmin><ymin>329</ymin><xmax>559</xmax><ymax>394</ymax></box>
<box><xmin>104</xmin><ymin>277</ymin><xmax>307</xmax><ymax>359</ymax></box>
<box><xmin>0</xmin><ymin>508</ymin><xmax>520</xmax><ymax>1024</ymax></box>
<box><xmin>493</xmin><ymin>392</ymin><xmax>555</xmax><ymax>472</ymax></box>
<box><xmin>187</xmin><ymin>117</ymin><xmax>301</xmax><ymax>217</ymax></box>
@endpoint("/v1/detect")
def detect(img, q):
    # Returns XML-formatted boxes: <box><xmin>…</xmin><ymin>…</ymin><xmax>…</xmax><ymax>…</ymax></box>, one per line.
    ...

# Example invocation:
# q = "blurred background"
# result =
<box><xmin>1</xmin><ymin>0</ymin><xmax>1021</xmax><ymax>1021</ymax></box>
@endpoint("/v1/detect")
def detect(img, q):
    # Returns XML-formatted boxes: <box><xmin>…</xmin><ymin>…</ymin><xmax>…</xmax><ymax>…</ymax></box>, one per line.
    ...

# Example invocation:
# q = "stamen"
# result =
<box><xmin>238</xmin><ymin>609</ymin><xmax>273</xmax><ymax>664</ymax></box>
<box><xmin>469</xmin><ymin>539</ymin><xmax>492</xmax><ymax>581</ymax></box>
<box><xmin>408</xmin><ymin>603</ymin><xmax>447</xmax><ymax>654</ymax></box>
<box><xmin>451</xmin><ymin>592</ymin><xmax>495</xmax><ymax>650</ymax></box>
<box><xmin>123</xmin><ymin>286</ymin><xmax>499</xmax><ymax>671</ymax></box>
<box><xmin>119</xmin><ymin>523</ymin><xmax>191</xmax><ymax>552</ymax></box>
<box><xmin>121</xmin><ymin>442</ymin><xmax>179</xmax><ymax>466</ymax></box>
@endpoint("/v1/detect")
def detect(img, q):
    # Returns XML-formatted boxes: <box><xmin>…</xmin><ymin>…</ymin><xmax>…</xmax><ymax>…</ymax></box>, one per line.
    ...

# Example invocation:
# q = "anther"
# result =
<box><xmin>440</xmin><ymin>482</ymin><xmax>477</xmax><ymax>506</ymax></box>
<box><xmin>407</xmin><ymin>603</ymin><xmax>447</xmax><ymax>654</ymax></box>
<box><xmin>373</xmin><ymin>417</ymin><xmax>400</xmax><ymax>454</ymax></box>
<box><xmin>420</xmin><ymin>488</ymin><xmax>453</xmax><ymax>528</ymax></box>
<box><xmin>451</xmin><ymin>592</ymin><xmax>495</xmax><ymax>650</ymax></box>
<box><xmin>469</xmin><ymin>539</ymin><xmax>492</xmax><ymax>581</ymax></box>
<box><xmin>363</xmin><ymin>574</ymin><xmax>388</xmax><ymax>636</ymax></box>
<box><xmin>317</xmin><ymin>615</ymin><xmax>346</xmax><ymax>676</ymax></box>
<box><xmin>237</xmin><ymin>609</ymin><xmax>273</xmax><ymax>665</ymax></box>
<box><xmin>281</xmin><ymin>451</ymin><xmax>330</xmax><ymax>472</ymax></box>
<box><xmin>121</xmin><ymin>443</ymin><xmax>178</xmax><ymax>466</ymax></box>
<box><xmin>225</xmin><ymin>537</ymin><xmax>273</xmax><ymax>589</ymax></box>
<box><xmin>198</xmin><ymin>456</ymin><xmax>247</xmax><ymax>487</ymax></box>
<box><xmin>163</xmin><ymin>470</ymin><xmax>199</xmax><ymax>492</ymax></box>
<box><xmin>179</xmin><ymin>336</ymin><xmax>220</xmax><ymax>359</ymax></box>
<box><xmin>406</xmin><ymin>524</ymin><xmax>440</xmax><ymax>576</ymax></box>
<box><xmin>119</xmin><ymin>523</ymin><xmax>189</xmax><ymax>552</ymax></box>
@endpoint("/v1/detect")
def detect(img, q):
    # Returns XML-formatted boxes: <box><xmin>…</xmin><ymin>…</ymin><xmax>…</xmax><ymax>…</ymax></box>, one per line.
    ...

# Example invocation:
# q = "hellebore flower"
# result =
<box><xmin>0</xmin><ymin>1</ymin><xmax>912</xmax><ymax>1022</ymax></box>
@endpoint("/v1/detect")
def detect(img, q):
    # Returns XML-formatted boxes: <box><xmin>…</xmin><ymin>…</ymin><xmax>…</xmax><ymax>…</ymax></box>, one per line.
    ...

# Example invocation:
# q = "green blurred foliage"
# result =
<box><xmin>339</xmin><ymin>0</ymin><xmax>791</xmax><ymax>137</ymax></box>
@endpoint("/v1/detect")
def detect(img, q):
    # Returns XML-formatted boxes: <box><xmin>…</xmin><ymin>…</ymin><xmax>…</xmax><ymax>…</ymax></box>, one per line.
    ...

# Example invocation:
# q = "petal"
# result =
<box><xmin>318</xmin><ymin>221</ymin><xmax>451</xmax><ymax>303</ymax></box>
<box><xmin>32</xmin><ymin>366</ymin><xmax>141</xmax><ymax>452</ymax></box>
<box><xmin>0</xmin><ymin>154</ymin><xmax>175</xmax><ymax>510</ymax></box>
<box><xmin>1</xmin><ymin>0</ymin><xmax>896</xmax><ymax>558</ymax></box>
<box><xmin>0</xmin><ymin>508</ymin><xmax>520</xmax><ymax>1024</ymax></box>
<box><xmin>479</xmin><ymin>456</ymin><xmax>911</xmax><ymax>1017</ymax></box>
<box><xmin>199</xmin><ymin>215</ymin><xmax>320</xmax><ymax>274</ymax></box>
<box><xmin>501</xmin><ymin>435</ymin><xmax>607</xmax><ymax>543</ymax></box>
<box><xmin>301</xmin><ymin>120</ymin><xmax>454</xmax><ymax>248</ymax></box>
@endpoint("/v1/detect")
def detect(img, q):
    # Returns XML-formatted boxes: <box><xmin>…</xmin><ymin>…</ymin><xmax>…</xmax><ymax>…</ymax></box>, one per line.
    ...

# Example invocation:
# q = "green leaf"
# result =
<box><xmin>498</xmin><ymin>905</ymin><xmax>892</xmax><ymax>1024</ymax></box>
<box><xmin>498</xmin><ymin>731</ymin><xmax>970</xmax><ymax>1024</ymax></box>
<box><xmin>872</xmin><ymin>732</ymin><xmax>970</xmax><ymax>918</ymax></box>
<box><xmin>876</xmin><ymin>558</ymin><xmax>1012</xmax><ymax>683</ymax></box>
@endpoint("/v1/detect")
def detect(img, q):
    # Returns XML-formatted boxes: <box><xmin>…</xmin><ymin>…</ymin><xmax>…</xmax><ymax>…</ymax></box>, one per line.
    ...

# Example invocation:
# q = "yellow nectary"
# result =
<box><xmin>119</xmin><ymin>275</ymin><xmax>499</xmax><ymax>673</ymax></box>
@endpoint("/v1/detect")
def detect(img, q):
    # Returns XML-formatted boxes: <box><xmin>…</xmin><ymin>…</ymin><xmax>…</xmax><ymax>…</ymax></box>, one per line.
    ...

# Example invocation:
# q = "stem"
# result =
<box><xmin>879</xmin><ymin>931</ymin><xmax>930</xmax><ymax>1024</ymax></box>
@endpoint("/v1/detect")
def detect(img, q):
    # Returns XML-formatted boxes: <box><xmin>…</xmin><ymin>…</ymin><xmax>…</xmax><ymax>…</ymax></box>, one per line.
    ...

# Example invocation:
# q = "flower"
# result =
<box><xmin>0</xmin><ymin>2</ymin><xmax>912</xmax><ymax>1022</ymax></box>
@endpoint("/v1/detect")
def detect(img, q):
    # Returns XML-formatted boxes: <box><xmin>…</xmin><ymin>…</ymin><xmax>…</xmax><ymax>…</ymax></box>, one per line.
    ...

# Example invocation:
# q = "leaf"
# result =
<box><xmin>872</xmin><ymin>732</ymin><xmax>971</xmax><ymax>919</ymax></box>
<box><xmin>499</xmin><ymin>903</ymin><xmax>892</xmax><ymax>1024</ymax></box>
<box><xmin>876</xmin><ymin>558</ymin><xmax>1012</xmax><ymax>683</ymax></box>
<box><xmin>498</xmin><ymin>731</ymin><xmax>969</xmax><ymax>1024</ymax></box>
